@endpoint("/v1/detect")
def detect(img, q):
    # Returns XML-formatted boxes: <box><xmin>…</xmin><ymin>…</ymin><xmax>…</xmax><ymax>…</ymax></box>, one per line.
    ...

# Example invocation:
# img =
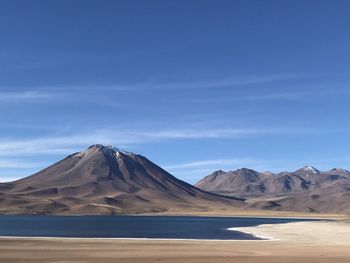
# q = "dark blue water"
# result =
<box><xmin>0</xmin><ymin>216</ymin><xmax>314</xmax><ymax>240</ymax></box>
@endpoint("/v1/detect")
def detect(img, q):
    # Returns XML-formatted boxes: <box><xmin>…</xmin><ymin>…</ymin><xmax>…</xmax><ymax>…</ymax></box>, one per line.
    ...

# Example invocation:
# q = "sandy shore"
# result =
<box><xmin>0</xmin><ymin>220</ymin><xmax>349</xmax><ymax>263</ymax></box>
<box><xmin>230</xmin><ymin>220</ymin><xmax>350</xmax><ymax>245</ymax></box>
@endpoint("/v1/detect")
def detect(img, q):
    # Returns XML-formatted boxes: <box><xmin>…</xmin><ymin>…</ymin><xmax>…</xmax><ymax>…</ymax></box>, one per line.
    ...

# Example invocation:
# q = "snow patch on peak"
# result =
<box><xmin>104</xmin><ymin>145</ymin><xmax>134</xmax><ymax>157</ymax></box>
<box><xmin>74</xmin><ymin>152</ymin><xmax>85</xmax><ymax>158</ymax></box>
<box><xmin>303</xmin><ymin>166</ymin><xmax>320</xmax><ymax>174</ymax></box>
<box><xmin>86</xmin><ymin>144</ymin><xmax>134</xmax><ymax>157</ymax></box>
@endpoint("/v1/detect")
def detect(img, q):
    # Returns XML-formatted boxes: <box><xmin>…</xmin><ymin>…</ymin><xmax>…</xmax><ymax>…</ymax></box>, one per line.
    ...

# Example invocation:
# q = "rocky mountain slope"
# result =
<box><xmin>196</xmin><ymin>166</ymin><xmax>350</xmax><ymax>213</ymax></box>
<box><xmin>0</xmin><ymin>145</ymin><xmax>243</xmax><ymax>215</ymax></box>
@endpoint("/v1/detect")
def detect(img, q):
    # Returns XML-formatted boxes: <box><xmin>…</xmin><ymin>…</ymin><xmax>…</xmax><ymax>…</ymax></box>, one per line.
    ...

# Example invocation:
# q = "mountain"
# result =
<box><xmin>195</xmin><ymin>168</ymin><xmax>264</xmax><ymax>196</ymax></box>
<box><xmin>196</xmin><ymin>166</ymin><xmax>350</xmax><ymax>213</ymax></box>
<box><xmin>0</xmin><ymin>145</ymin><xmax>244</xmax><ymax>215</ymax></box>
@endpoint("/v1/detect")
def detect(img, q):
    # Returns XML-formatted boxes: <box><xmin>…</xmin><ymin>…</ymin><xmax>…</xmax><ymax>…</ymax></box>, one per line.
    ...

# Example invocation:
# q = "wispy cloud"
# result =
<box><xmin>167</xmin><ymin>88</ymin><xmax>350</xmax><ymax>104</ymax></box>
<box><xmin>0</xmin><ymin>159</ymin><xmax>45</xmax><ymax>183</ymax></box>
<box><xmin>231</xmin><ymin>92</ymin><xmax>306</xmax><ymax>101</ymax></box>
<box><xmin>123</xmin><ymin>73</ymin><xmax>300</xmax><ymax>90</ymax></box>
<box><xmin>0</xmin><ymin>158</ymin><xmax>43</xmax><ymax>169</ymax></box>
<box><xmin>3</xmin><ymin>73</ymin><xmax>301</xmax><ymax>93</ymax></box>
<box><xmin>0</xmin><ymin>126</ymin><xmax>317</xmax><ymax>157</ymax></box>
<box><xmin>0</xmin><ymin>90</ymin><xmax>53</xmax><ymax>102</ymax></box>
<box><xmin>5</xmin><ymin>74</ymin><xmax>348</xmax><ymax>107</ymax></box>
<box><xmin>2</xmin><ymin>88</ymin><xmax>344</xmax><ymax>108</ymax></box>
<box><xmin>163</xmin><ymin>158</ymin><xmax>256</xmax><ymax>170</ymax></box>
<box><xmin>168</xmin><ymin>91</ymin><xmax>309</xmax><ymax>104</ymax></box>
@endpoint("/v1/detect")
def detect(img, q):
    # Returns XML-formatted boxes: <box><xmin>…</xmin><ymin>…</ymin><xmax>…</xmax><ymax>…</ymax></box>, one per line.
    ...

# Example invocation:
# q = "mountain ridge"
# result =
<box><xmin>195</xmin><ymin>166</ymin><xmax>350</xmax><ymax>213</ymax></box>
<box><xmin>0</xmin><ymin>145</ymin><xmax>244</xmax><ymax>215</ymax></box>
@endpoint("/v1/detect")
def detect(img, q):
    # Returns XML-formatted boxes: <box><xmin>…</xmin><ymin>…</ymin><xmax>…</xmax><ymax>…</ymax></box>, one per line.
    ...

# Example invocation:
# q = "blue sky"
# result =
<box><xmin>1</xmin><ymin>0</ymin><xmax>350</xmax><ymax>183</ymax></box>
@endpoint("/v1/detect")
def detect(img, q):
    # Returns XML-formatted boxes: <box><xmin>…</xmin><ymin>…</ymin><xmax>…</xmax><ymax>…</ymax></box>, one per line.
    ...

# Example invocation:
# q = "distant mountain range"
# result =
<box><xmin>196</xmin><ymin>166</ymin><xmax>350</xmax><ymax>213</ymax></box>
<box><xmin>0</xmin><ymin>145</ymin><xmax>349</xmax><ymax>215</ymax></box>
<box><xmin>0</xmin><ymin>145</ymin><xmax>243</xmax><ymax>215</ymax></box>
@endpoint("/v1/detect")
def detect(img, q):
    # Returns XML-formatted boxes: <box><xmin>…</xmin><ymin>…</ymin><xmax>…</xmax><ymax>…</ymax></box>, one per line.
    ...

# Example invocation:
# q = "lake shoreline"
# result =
<box><xmin>0</xmin><ymin>217</ymin><xmax>348</xmax><ymax>262</ymax></box>
<box><xmin>2</xmin><ymin>219</ymin><xmax>346</xmax><ymax>242</ymax></box>
<box><xmin>0</xmin><ymin>212</ymin><xmax>341</xmax><ymax>219</ymax></box>
<box><xmin>228</xmin><ymin>220</ymin><xmax>350</xmax><ymax>245</ymax></box>
<box><xmin>0</xmin><ymin>236</ymin><xmax>269</xmax><ymax>242</ymax></box>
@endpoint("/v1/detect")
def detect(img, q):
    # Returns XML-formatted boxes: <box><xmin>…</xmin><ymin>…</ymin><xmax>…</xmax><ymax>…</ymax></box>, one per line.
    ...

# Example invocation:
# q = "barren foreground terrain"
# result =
<box><xmin>0</xmin><ymin>220</ymin><xmax>349</xmax><ymax>263</ymax></box>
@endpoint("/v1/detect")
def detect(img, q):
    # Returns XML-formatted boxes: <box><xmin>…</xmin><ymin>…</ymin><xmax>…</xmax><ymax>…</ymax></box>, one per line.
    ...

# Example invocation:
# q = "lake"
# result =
<box><xmin>0</xmin><ymin>216</ymin><xmax>314</xmax><ymax>240</ymax></box>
